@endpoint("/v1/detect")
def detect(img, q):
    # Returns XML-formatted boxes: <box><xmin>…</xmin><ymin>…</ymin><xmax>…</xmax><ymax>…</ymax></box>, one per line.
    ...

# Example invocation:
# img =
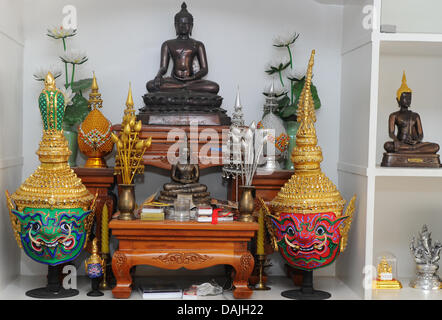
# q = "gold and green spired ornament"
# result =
<box><xmin>5</xmin><ymin>72</ymin><xmax>96</xmax><ymax>266</ymax></box>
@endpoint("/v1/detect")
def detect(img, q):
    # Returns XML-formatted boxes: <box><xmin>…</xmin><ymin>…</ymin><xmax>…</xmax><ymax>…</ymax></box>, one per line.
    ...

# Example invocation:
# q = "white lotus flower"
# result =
<box><xmin>33</xmin><ymin>66</ymin><xmax>62</xmax><ymax>81</ymax></box>
<box><xmin>286</xmin><ymin>69</ymin><xmax>303</xmax><ymax>81</ymax></box>
<box><xmin>47</xmin><ymin>25</ymin><xmax>77</xmax><ymax>39</ymax></box>
<box><xmin>61</xmin><ymin>87</ymin><xmax>75</xmax><ymax>106</ymax></box>
<box><xmin>273</xmin><ymin>32</ymin><xmax>300</xmax><ymax>47</ymax></box>
<box><xmin>60</xmin><ymin>49</ymin><xmax>88</xmax><ymax>65</ymax></box>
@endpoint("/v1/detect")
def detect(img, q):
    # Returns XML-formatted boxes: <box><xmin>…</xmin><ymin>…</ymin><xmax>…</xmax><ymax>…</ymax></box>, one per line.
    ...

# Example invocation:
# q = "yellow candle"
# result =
<box><xmin>101</xmin><ymin>203</ymin><xmax>109</xmax><ymax>254</ymax></box>
<box><xmin>256</xmin><ymin>208</ymin><xmax>265</xmax><ymax>255</ymax></box>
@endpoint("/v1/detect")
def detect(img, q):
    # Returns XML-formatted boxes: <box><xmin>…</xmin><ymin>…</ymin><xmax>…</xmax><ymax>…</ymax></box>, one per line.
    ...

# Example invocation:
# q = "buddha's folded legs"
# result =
<box><xmin>163</xmin><ymin>182</ymin><xmax>207</xmax><ymax>191</ymax></box>
<box><xmin>384</xmin><ymin>141</ymin><xmax>440</xmax><ymax>154</ymax></box>
<box><xmin>146</xmin><ymin>77</ymin><xmax>219</xmax><ymax>94</ymax></box>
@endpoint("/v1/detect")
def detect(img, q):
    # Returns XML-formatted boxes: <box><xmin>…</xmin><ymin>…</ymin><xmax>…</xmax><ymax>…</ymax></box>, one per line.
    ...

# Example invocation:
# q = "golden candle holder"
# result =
<box><xmin>99</xmin><ymin>253</ymin><xmax>111</xmax><ymax>290</ymax></box>
<box><xmin>254</xmin><ymin>255</ymin><xmax>271</xmax><ymax>291</ymax></box>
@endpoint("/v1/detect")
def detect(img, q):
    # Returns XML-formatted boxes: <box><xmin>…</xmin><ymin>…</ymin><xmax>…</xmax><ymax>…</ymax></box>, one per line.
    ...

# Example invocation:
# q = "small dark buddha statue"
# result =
<box><xmin>157</xmin><ymin>142</ymin><xmax>211</xmax><ymax>205</ymax></box>
<box><xmin>139</xmin><ymin>2</ymin><xmax>230</xmax><ymax>125</ymax></box>
<box><xmin>381</xmin><ymin>72</ymin><xmax>440</xmax><ymax>167</ymax></box>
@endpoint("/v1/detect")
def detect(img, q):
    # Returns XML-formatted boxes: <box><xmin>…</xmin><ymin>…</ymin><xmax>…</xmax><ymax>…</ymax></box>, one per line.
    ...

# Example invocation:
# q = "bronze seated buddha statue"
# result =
<box><xmin>139</xmin><ymin>2</ymin><xmax>230</xmax><ymax>125</ymax></box>
<box><xmin>157</xmin><ymin>142</ymin><xmax>211</xmax><ymax>205</ymax></box>
<box><xmin>381</xmin><ymin>72</ymin><xmax>440</xmax><ymax>167</ymax></box>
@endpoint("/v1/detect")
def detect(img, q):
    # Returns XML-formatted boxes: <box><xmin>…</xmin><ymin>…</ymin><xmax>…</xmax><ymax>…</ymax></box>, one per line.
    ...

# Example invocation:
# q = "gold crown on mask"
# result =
<box><xmin>10</xmin><ymin>73</ymin><xmax>94</xmax><ymax>211</ymax></box>
<box><xmin>397</xmin><ymin>71</ymin><xmax>412</xmax><ymax>101</ymax></box>
<box><xmin>270</xmin><ymin>50</ymin><xmax>346</xmax><ymax>216</ymax></box>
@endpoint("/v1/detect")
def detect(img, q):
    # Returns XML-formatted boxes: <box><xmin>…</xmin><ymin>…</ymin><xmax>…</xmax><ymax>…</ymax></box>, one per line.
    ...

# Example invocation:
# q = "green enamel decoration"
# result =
<box><xmin>12</xmin><ymin>207</ymin><xmax>92</xmax><ymax>266</ymax></box>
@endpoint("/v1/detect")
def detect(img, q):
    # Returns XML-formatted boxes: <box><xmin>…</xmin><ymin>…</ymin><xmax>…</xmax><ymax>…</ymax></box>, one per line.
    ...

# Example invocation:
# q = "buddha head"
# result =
<box><xmin>175</xmin><ymin>2</ymin><xmax>193</xmax><ymax>36</ymax></box>
<box><xmin>397</xmin><ymin>71</ymin><xmax>412</xmax><ymax>108</ymax></box>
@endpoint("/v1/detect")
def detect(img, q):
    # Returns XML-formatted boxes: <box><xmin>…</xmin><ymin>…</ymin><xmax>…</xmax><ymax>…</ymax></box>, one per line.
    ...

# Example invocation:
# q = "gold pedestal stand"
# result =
<box><xmin>372</xmin><ymin>279</ymin><xmax>402</xmax><ymax>289</ymax></box>
<box><xmin>99</xmin><ymin>253</ymin><xmax>112</xmax><ymax>290</ymax></box>
<box><xmin>253</xmin><ymin>255</ymin><xmax>270</xmax><ymax>291</ymax></box>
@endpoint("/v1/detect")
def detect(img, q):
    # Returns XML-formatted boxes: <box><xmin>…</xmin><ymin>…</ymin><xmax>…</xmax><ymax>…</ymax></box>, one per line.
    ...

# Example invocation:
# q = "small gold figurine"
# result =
<box><xmin>373</xmin><ymin>257</ymin><xmax>402</xmax><ymax>290</ymax></box>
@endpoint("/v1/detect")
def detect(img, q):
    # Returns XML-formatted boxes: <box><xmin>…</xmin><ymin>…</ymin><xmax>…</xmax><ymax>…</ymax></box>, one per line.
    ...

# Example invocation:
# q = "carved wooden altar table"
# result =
<box><xmin>109</xmin><ymin>219</ymin><xmax>258</xmax><ymax>299</ymax></box>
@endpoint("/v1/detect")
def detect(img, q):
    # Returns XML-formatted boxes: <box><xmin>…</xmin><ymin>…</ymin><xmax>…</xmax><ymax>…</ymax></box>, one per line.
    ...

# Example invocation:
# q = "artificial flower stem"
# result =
<box><xmin>70</xmin><ymin>64</ymin><xmax>75</xmax><ymax>89</ymax></box>
<box><xmin>287</xmin><ymin>45</ymin><xmax>293</xmax><ymax>69</ymax></box>
<box><xmin>62</xmin><ymin>38</ymin><xmax>69</xmax><ymax>86</ymax></box>
<box><xmin>290</xmin><ymin>80</ymin><xmax>294</xmax><ymax>105</ymax></box>
<box><xmin>278</xmin><ymin>71</ymin><xmax>284</xmax><ymax>87</ymax></box>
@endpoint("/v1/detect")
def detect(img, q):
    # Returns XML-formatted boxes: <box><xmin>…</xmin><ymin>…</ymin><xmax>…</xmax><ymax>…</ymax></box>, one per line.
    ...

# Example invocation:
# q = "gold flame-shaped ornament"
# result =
<box><xmin>78</xmin><ymin>73</ymin><xmax>114</xmax><ymax>168</ymax></box>
<box><xmin>262</xmin><ymin>51</ymin><xmax>356</xmax><ymax>271</ymax></box>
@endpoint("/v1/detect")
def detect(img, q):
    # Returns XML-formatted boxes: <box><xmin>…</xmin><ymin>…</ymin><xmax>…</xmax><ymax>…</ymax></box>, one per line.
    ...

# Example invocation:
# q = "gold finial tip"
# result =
<box><xmin>126</xmin><ymin>83</ymin><xmax>134</xmax><ymax>107</ymax></box>
<box><xmin>44</xmin><ymin>72</ymin><xmax>56</xmax><ymax>90</ymax></box>
<box><xmin>91</xmin><ymin>72</ymin><xmax>98</xmax><ymax>90</ymax></box>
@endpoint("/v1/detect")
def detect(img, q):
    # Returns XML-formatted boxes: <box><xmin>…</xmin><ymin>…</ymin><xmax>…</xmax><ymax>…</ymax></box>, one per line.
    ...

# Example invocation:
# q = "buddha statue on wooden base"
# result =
<box><xmin>381</xmin><ymin>72</ymin><xmax>440</xmax><ymax>168</ymax></box>
<box><xmin>157</xmin><ymin>142</ymin><xmax>211</xmax><ymax>205</ymax></box>
<box><xmin>139</xmin><ymin>2</ymin><xmax>230</xmax><ymax>126</ymax></box>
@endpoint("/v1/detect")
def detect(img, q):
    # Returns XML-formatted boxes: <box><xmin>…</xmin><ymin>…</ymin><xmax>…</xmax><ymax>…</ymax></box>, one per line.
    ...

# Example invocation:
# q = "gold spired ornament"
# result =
<box><xmin>6</xmin><ymin>72</ymin><xmax>96</xmax><ymax>248</ymax></box>
<box><xmin>266</xmin><ymin>50</ymin><xmax>356</xmax><ymax>253</ymax></box>
<box><xmin>112</xmin><ymin>83</ymin><xmax>152</xmax><ymax>184</ymax></box>
<box><xmin>112</xmin><ymin>84</ymin><xmax>152</xmax><ymax>220</ymax></box>
<box><xmin>78</xmin><ymin>73</ymin><xmax>114</xmax><ymax>168</ymax></box>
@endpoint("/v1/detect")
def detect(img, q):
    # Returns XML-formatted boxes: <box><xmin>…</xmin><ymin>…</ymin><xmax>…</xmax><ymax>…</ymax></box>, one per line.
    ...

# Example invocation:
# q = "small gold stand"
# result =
<box><xmin>254</xmin><ymin>255</ymin><xmax>270</xmax><ymax>291</ymax></box>
<box><xmin>372</xmin><ymin>279</ymin><xmax>402</xmax><ymax>290</ymax></box>
<box><xmin>99</xmin><ymin>254</ymin><xmax>111</xmax><ymax>290</ymax></box>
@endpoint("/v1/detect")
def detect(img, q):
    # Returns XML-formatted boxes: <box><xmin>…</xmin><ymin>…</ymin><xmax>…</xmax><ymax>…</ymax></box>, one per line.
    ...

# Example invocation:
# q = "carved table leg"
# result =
<box><xmin>111</xmin><ymin>251</ymin><xmax>133</xmax><ymax>298</ymax></box>
<box><xmin>231</xmin><ymin>252</ymin><xmax>254</xmax><ymax>299</ymax></box>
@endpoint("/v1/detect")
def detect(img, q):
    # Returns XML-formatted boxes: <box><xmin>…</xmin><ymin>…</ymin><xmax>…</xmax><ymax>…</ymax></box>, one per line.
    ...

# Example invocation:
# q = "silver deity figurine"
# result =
<box><xmin>410</xmin><ymin>225</ymin><xmax>442</xmax><ymax>290</ymax></box>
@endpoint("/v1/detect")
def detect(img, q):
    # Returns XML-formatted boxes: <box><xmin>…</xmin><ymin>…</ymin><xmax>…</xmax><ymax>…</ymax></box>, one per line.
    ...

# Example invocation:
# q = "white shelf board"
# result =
<box><xmin>377</xmin><ymin>33</ymin><xmax>442</xmax><ymax>56</ymax></box>
<box><xmin>372</xmin><ymin>278</ymin><xmax>442</xmax><ymax>300</ymax></box>
<box><xmin>375</xmin><ymin>165</ymin><xmax>442</xmax><ymax>177</ymax></box>
<box><xmin>378</xmin><ymin>32</ymin><xmax>442</xmax><ymax>43</ymax></box>
<box><xmin>313</xmin><ymin>0</ymin><xmax>344</xmax><ymax>5</ymax></box>
<box><xmin>0</xmin><ymin>275</ymin><xmax>361</xmax><ymax>300</ymax></box>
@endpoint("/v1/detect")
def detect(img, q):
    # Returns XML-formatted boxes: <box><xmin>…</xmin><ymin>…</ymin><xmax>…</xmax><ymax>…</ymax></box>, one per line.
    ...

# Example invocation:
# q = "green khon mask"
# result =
<box><xmin>12</xmin><ymin>208</ymin><xmax>92</xmax><ymax>265</ymax></box>
<box><xmin>5</xmin><ymin>72</ymin><xmax>95</xmax><ymax>266</ymax></box>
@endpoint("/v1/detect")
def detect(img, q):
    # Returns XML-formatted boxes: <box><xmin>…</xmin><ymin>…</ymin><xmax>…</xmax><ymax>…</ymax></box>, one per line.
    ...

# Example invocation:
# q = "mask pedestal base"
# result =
<box><xmin>281</xmin><ymin>270</ymin><xmax>331</xmax><ymax>300</ymax></box>
<box><xmin>25</xmin><ymin>265</ymin><xmax>79</xmax><ymax>299</ymax></box>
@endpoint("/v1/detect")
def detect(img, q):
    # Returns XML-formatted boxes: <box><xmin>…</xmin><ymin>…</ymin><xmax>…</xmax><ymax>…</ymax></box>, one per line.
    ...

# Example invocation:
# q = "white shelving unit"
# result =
<box><xmin>337</xmin><ymin>0</ymin><xmax>442</xmax><ymax>299</ymax></box>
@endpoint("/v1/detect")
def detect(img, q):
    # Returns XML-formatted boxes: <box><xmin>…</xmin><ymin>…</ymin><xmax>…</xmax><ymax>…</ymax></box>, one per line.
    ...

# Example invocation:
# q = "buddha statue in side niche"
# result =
<box><xmin>157</xmin><ymin>141</ymin><xmax>211</xmax><ymax>205</ymax></box>
<box><xmin>381</xmin><ymin>72</ymin><xmax>440</xmax><ymax>167</ymax></box>
<box><xmin>138</xmin><ymin>2</ymin><xmax>230</xmax><ymax>125</ymax></box>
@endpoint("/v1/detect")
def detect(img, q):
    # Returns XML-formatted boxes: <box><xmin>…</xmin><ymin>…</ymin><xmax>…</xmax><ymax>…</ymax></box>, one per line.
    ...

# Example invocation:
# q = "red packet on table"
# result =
<box><xmin>211</xmin><ymin>208</ymin><xmax>233</xmax><ymax>224</ymax></box>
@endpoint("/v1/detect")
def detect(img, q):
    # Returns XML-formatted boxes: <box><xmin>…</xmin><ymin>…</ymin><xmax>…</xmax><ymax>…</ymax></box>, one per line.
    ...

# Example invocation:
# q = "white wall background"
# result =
<box><xmin>0</xmin><ymin>0</ymin><xmax>24</xmax><ymax>290</ymax></box>
<box><xmin>20</xmin><ymin>0</ymin><xmax>344</xmax><ymax>276</ymax></box>
<box><xmin>382</xmin><ymin>0</ymin><xmax>442</xmax><ymax>34</ymax></box>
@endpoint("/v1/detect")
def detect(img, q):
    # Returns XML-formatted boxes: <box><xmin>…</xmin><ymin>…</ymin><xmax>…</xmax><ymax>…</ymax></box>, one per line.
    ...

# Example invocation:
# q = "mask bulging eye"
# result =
<box><xmin>316</xmin><ymin>226</ymin><xmax>326</xmax><ymax>236</ymax></box>
<box><xmin>287</xmin><ymin>226</ymin><xmax>295</xmax><ymax>237</ymax></box>
<box><xmin>60</xmin><ymin>223</ymin><xmax>70</xmax><ymax>233</ymax></box>
<box><xmin>31</xmin><ymin>223</ymin><xmax>41</xmax><ymax>232</ymax></box>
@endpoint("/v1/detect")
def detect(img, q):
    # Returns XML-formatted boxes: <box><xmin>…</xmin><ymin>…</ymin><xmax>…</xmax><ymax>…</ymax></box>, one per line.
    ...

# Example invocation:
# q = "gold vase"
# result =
<box><xmin>118</xmin><ymin>184</ymin><xmax>135</xmax><ymax>220</ymax></box>
<box><xmin>238</xmin><ymin>185</ymin><xmax>255</xmax><ymax>222</ymax></box>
